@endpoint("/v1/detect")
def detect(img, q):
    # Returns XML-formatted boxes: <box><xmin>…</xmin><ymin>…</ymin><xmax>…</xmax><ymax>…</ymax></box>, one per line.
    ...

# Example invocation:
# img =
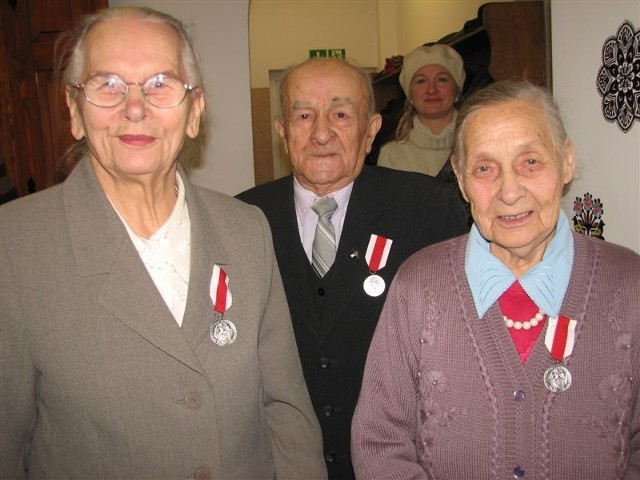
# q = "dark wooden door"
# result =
<box><xmin>1</xmin><ymin>0</ymin><xmax>107</xmax><ymax>197</ymax></box>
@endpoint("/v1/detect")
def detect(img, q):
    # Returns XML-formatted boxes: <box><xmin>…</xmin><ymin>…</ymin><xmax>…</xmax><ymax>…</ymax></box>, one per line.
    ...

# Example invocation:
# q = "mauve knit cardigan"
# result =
<box><xmin>352</xmin><ymin>232</ymin><xmax>639</xmax><ymax>479</ymax></box>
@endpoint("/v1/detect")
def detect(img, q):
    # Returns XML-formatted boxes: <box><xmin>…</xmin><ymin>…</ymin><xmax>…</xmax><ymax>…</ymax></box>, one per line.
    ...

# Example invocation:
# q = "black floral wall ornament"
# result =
<box><xmin>596</xmin><ymin>20</ymin><xmax>640</xmax><ymax>133</ymax></box>
<box><xmin>572</xmin><ymin>192</ymin><xmax>605</xmax><ymax>240</ymax></box>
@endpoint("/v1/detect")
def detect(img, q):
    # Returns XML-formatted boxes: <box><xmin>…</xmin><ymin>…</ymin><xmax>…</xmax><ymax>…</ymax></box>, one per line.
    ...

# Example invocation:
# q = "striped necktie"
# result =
<box><xmin>311</xmin><ymin>197</ymin><xmax>338</xmax><ymax>277</ymax></box>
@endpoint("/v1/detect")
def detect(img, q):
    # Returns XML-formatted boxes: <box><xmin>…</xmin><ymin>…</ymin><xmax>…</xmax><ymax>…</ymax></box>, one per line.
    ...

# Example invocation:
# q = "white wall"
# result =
<box><xmin>249</xmin><ymin>0</ymin><xmax>380</xmax><ymax>89</ymax></box>
<box><xmin>109</xmin><ymin>0</ymin><xmax>255</xmax><ymax>196</ymax></box>
<box><xmin>248</xmin><ymin>0</ymin><xmax>495</xmax><ymax>89</ymax></box>
<box><xmin>552</xmin><ymin>0</ymin><xmax>640</xmax><ymax>253</ymax></box>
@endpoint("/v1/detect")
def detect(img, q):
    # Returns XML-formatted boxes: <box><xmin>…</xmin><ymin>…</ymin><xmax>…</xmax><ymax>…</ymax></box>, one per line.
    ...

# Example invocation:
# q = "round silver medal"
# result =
<box><xmin>543</xmin><ymin>365</ymin><xmax>571</xmax><ymax>393</ymax></box>
<box><xmin>363</xmin><ymin>274</ymin><xmax>386</xmax><ymax>297</ymax></box>
<box><xmin>210</xmin><ymin>318</ymin><xmax>237</xmax><ymax>346</ymax></box>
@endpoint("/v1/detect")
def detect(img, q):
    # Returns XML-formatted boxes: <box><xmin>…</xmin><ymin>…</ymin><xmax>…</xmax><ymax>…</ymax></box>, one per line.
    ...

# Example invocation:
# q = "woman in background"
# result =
<box><xmin>377</xmin><ymin>44</ymin><xmax>465</xmax><ymax>177</ymax></box>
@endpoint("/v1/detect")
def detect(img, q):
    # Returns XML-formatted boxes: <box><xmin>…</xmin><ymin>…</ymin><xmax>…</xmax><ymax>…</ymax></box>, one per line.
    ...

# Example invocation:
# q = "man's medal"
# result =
<box><xmin>363</xmin><ymin>234</ymin><xmax>392</xmax><ymax>297</ymax></box>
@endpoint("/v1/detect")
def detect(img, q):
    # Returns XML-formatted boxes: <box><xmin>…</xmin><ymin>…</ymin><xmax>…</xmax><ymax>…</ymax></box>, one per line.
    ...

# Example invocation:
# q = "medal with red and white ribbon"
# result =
<box><xmin>543</xmin><ymin>315</ymin><xmax>576</xmax><ymax>393</ymax></box>
<box><xmin>363</xmin><ymin>234</ymin><xmax>393</xmax><ymax>297</ymax></box>
<box><xmin>209</xmin><ymin>265</ymin><xmax>237</xmax><ymax>346</ymax></box>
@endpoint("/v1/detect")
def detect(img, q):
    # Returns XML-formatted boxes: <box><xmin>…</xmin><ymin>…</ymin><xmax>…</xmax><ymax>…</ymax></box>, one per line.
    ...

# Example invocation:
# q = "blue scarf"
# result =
<box><xmin>465</xmin><ymin>212</ymin><xmax>574</xmax><ymax>318</ymax></box>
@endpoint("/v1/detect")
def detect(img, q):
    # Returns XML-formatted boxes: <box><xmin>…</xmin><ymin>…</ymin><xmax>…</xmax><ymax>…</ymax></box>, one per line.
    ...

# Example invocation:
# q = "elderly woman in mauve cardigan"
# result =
<box><xmin>351</xmin><ymin>80</ymin><xmax>639</xmax><ymax>480</ymax></box>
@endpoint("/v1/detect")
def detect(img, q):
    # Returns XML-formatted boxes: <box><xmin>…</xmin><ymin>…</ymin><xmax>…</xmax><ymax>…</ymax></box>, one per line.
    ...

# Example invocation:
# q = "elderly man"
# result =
<box><xmin>237</xmin><ymin>58</ymin><xmax>468</xmax><ymax>480</ymax></box>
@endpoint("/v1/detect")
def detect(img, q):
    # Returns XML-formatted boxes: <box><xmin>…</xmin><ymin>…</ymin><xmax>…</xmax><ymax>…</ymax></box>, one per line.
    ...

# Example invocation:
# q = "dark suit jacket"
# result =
<box><xmin>237</xmin><ymin>165</ymin><xmax>469</xmax><ymax>479</ymax></box>
<box><xmin>0</xmin><ymin>159</ymin><xmax>327</xmax><ymax>479</ymax></box>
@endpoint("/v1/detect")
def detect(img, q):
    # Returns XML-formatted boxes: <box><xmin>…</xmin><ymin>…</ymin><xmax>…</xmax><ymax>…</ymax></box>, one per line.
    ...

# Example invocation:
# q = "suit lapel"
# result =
<box><xmin>268</xmin><ymin>178</ymin><xmax>323</xmax><ymax>338</ymax></box>
<box><xmin>64</xmin><ymin>160</ymin><xmax>205</xmax><ymax>375</ymax></box>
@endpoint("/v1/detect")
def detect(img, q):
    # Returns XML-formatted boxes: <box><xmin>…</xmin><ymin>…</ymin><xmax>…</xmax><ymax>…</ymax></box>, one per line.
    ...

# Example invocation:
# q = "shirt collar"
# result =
<box><xmin>293</xmin><ymin>176</ymin><xmax>353</xmax><ymax>226</ymax></box>
<box><xmin>113</xmin><ymin>171</ymin><xmax>188</xmax><ymax>245</ymax></box>
<box><xmin>158</xmin><ymin>171</ymin><xmax>188</xmax><ymax>238</ymax></box>
<box><xmin>465</xmin><ymin>211</ymin><xmax>574</xmax><ymax>318</ymax></box>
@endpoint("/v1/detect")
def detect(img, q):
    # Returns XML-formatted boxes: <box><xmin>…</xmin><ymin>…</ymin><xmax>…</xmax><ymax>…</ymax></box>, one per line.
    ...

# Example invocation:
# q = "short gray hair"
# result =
<box><xmin>277</xmin><ymin>58</ymin><xmax>377</xmax><ymax>121</ymax></box>
<box><xmin>59</xmin><ymin>6</ymin><xmax>203</xmax><ymax>89</ymax></box>
<box><xmin>451</xmin><ymin>81</ymin><xmax>569</xmax><ymax>171</ymax></box>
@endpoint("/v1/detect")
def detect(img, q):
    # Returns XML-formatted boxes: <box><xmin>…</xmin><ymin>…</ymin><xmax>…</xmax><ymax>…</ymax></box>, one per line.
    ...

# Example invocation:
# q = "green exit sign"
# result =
<box><xmin>309</xmin><ymin>49</ymin><xmax>346</xmax><ymax>59</ymax></box>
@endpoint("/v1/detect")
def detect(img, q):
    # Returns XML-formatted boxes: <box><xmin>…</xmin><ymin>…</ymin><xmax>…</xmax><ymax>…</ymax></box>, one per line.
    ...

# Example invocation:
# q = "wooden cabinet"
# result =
<box><xmin>448</xmin><ymin>0</ymin><xmax>549</xmax><ymax>94</ymax></box>
<box><xmin>1</xmin><ymin>0</ymin><xmax>107</xmax><ymax>197</ymax></box>
<box><xmin>373</xmin><ymin>1</ymin><xmax>549</xmax><ymax>100</ymax></box>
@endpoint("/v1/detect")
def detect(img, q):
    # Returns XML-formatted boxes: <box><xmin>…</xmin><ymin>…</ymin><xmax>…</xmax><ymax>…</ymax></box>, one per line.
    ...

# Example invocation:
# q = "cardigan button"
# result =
<box><xmin>319</xmin><ymin>357</ymin><xmax>331</xmax><ymax>368</ymax></box>
<box><xmin>317</xmin><ymin>288</ymin><xmax>325</xmax><ymax>296</ymax></box>
<box><xmin>513</xmin><ymin>465</ymin><xmax>525</xmax><ymax>478</ymax></box>
<box><xmin>322</xmin><ymin>405</ymin><xmax>334</xmax><ymax>416</ymax></box>
<box><xmin>324</xmin><ymin>452</ymin><xmax>336</xmax><ymax>463</ymax></box>
<box><xmin>513</xmin><ymin>389</ymin><xmax>526</xmax><ymax>401</ymax></box>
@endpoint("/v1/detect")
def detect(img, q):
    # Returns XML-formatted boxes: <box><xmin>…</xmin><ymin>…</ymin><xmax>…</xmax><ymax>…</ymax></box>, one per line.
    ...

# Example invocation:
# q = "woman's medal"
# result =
<box><xmin>543</xmin><ymin>315</ymin><xmax>576</xmax><ymax>393</ymax></box>
<box><xmin>363</xmin><ymin>234</ymin><xmax>392</xmax><ymax>297</ymax></box>
<box><xmin>209</xmin><ymin>265</ymin><xmax>237</xmax><ymax>346</ymax></box>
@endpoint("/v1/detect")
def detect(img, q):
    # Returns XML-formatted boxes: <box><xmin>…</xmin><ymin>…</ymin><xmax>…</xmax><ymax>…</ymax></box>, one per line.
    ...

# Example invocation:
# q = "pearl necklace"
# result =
<box><xmin>503</xmin><ymin>311</ymin><xmax>545</xmax><ymax>330</ymax></box>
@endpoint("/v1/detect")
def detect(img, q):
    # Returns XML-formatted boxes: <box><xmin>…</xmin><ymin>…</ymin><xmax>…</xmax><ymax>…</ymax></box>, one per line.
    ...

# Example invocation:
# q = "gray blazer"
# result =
<box><xmin>0</xmin><ymin>159</ymin><xmax>327</xmax><ymax>480</ymax></box>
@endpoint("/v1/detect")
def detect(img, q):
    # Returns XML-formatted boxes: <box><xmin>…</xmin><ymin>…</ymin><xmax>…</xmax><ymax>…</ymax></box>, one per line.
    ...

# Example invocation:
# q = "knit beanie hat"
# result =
<box><xmin>399</xmin><ymin>44</ymin><xmax>466</xmax><ymax>96</ymax></box>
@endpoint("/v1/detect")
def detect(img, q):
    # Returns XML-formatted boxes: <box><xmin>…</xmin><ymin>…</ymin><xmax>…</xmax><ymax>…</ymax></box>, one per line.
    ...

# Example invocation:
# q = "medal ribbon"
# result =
<box><xmin>365</xmin><ymin>234</ymin><xmax>392</xmax><ymax>273</ymax></box>
<box><xmin>210</xmin><ymin>265</ymin><xmax>232</xmax><ymax>314</ymax></box>
<box><xmin>545</xmin><ymin>315</ymin><xmax>576</xmax><ymax>361</ymax></box>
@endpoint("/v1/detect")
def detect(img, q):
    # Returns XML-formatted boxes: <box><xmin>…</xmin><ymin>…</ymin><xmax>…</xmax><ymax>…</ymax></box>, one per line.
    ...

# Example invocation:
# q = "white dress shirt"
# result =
<box><xmin>293</xmin><ymin>177</ymin><xmax>353</xmax><ymax>263</ymax></box>
<box><xmin>116</xmin><ymin>173</ymin><xmax>191</xmax><ymax>326</ymax></box>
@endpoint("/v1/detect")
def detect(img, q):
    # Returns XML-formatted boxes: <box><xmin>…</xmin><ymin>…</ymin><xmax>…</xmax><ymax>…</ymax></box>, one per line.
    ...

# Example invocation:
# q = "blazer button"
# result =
<box><xmin>319</xmin><ymin>357</ymin><xmax>331</xmax><ymax>368</ymax></box>
<box><xmin>322</xmin><ymin>405</ymin><xmax>334</xmax><ymax>416</ymax></box>
<box><xmin>317</xmin><ymin>288</ymin><xmax>325</xmax><ymax>296</ymax></box>
<box><xmin>324</xmin><ymin>452</ymin><xmax>336</xmax><ymax>463</ymax></box>
<box><xmin>194</xmin><ymin>466</ymin><xmax>212</xmax><ymax>480</ymax></box>
<box><xmin>184</xmin><ymin>391</ymin><xmax>202</xmax><ymax>410</ymax></box>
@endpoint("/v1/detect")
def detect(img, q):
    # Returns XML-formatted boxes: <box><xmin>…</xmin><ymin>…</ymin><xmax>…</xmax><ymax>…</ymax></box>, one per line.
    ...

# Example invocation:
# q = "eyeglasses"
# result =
<box><xmin>74</xmin><ymin>74</ymin><xmax>198</xmax><ymax>108</ymax></box>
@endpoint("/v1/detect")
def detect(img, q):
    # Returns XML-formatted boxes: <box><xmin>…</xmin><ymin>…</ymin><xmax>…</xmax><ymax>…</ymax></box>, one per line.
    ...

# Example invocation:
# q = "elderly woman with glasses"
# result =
<box><xmin>0</xmin><ymin>7</ymin><xmax>326</xmax><ymax>480</ymax></box>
